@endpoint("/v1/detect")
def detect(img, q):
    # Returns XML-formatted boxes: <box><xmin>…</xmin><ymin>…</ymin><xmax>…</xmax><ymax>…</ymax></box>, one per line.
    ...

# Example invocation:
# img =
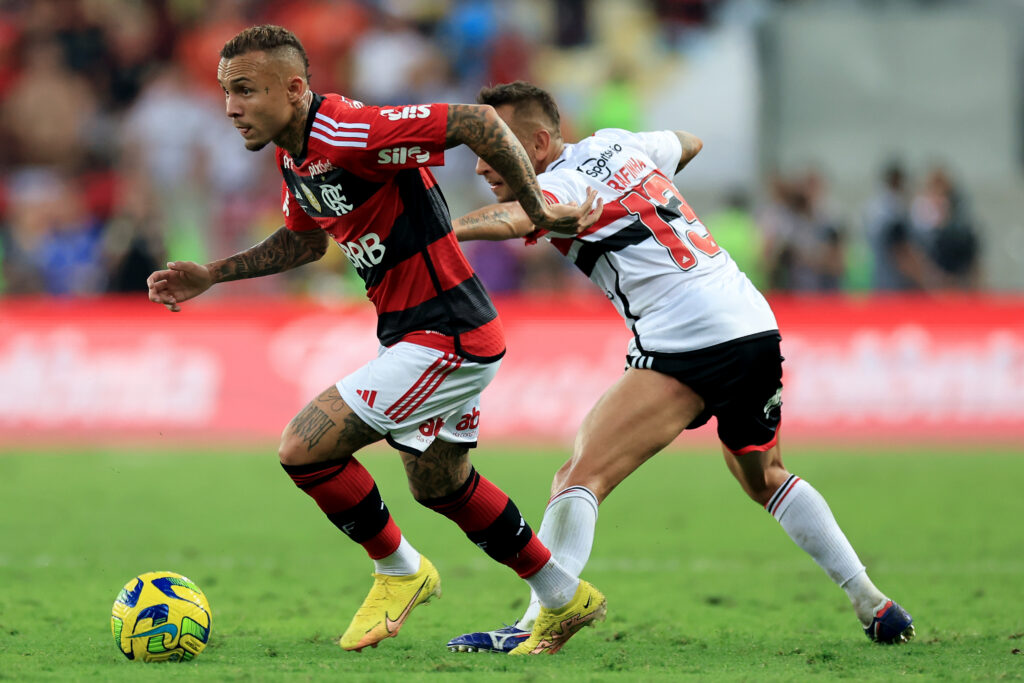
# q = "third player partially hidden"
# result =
<box><xmin>446</xmin><ymin>81</ymin><xmax>914</xmax><ymax>653</ymax></box>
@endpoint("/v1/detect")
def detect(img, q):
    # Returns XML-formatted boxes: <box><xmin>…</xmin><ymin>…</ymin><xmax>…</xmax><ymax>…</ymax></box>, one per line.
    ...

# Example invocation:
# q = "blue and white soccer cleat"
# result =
<box><xmin>447</xmin><ymin>623</ymin><xmax>530</xmax><ymax>653</ymax></box>
<box><xmin>864</xmin><ymin>599</ymin><xmax>915</xmax><ymax>644</ymax></box>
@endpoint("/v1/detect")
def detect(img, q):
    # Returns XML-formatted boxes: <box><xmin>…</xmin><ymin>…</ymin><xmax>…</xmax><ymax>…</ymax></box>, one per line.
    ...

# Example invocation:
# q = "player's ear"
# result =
<box><xmin>534</xmin><ymin>128</ymin><xmax>552</xmax><ymax>157</ymax></box>
<box><xmin>286</xmin><ymin>74</ymin><xmax>306</xmax><ymax>103</ymax></box>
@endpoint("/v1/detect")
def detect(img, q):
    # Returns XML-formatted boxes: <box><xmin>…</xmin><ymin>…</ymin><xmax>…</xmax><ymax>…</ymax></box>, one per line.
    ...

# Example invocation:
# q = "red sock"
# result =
<box><xmin>422</xmin><ymin>468</ymin><xmax>551</xmax><ymax>577</ymax></box>
<box><xmin>282</xmin><ymin>457</ymin><xmax>401</xmax><ymax>560</ymax></box>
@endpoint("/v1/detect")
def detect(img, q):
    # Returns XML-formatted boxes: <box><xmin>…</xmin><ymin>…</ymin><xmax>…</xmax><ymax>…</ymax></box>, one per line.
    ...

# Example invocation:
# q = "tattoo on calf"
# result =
<box><xmin>404</xmin><ymin>440</ymin><xmax>471</xmax><ymax>499</ymax></box>
<box><xmin>291</xmin><ymin>404</ymin><xmax>335</xmax><ymax>451</ymax></box>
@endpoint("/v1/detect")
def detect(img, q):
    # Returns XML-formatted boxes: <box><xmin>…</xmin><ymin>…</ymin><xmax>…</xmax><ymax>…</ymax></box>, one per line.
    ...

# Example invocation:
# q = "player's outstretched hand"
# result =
<box><xmin>146</xmin><ymin>261</ymin><xmax>213</xmax><ymax>313</ymax></box>
<box><xmin>536</xmin><ymin>188</ymin><xmax>604</xmax><ymax>235</ymax></box>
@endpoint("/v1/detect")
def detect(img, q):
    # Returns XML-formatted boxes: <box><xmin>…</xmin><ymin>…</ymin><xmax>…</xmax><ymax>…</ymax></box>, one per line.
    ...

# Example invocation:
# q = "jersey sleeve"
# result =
<box><xmin>537</xmin><ymin>168</ymin><xmax>590</xmax><ymax>206</ymax></box>
<box><xmin>315</xmin><ymin>102</ymin><xmax>449</xmax><ymax>177</ymax></box>
<box><xmin>519</xmin><ymin>170</ymin><xmax>592</xmax><ymax>241</ymax></box>
<box><xmin>633</xmin><ymin>130</ymin><xmax>683</xmax><ymax>179</ymax></box>
<box><xmin>281</xmin><ymin>179</ymin><xmax>319</xmax><ymax>231</ymax></box>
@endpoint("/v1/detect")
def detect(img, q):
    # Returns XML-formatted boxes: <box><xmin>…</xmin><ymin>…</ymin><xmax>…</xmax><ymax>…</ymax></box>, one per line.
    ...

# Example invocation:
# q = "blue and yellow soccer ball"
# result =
<box><xmin>111</xmin><ymin>571</ymin><xmax>212</xmax><ymax>662</ymax></box>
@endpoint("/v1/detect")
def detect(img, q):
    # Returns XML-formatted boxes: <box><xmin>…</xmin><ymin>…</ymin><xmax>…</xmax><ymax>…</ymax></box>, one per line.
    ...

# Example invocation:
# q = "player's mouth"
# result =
<box><xmin>236</xmin><ymin>125</ymin><xmax>253</xmax><ymax>137</ymax></box>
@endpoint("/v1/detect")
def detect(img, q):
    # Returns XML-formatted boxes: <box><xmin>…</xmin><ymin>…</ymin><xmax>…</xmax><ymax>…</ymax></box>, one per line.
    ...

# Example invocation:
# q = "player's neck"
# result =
<box><xmin>277</xmin><ymin>90</ymin><xmax>313</xmax><ymax>157</ymax></box>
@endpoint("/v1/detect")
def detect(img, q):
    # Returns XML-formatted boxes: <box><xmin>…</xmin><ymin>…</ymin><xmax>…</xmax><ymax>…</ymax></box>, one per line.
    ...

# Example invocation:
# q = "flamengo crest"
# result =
<box><xmin>320</xmin><ymin>184</ymin><xmax>354</xmax><ymax>215</ymax></box>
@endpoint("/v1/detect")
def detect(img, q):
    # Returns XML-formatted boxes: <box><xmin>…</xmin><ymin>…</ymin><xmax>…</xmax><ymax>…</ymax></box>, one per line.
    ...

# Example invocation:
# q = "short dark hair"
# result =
<box><xmin>477</xmin><ymin>81</ymin><xmax>561</xmax><ymax>133</ymax></box>
<box><xmin>220</xmin><ymin>25</ymin><xmax>310</xmax><ymax>81</ymax></box>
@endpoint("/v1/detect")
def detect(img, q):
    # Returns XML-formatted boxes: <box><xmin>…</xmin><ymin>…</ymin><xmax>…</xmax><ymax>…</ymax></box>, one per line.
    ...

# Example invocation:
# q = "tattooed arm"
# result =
<box><xmin>445</xmin><ymin>104</ymin><xmax>589</xmax><ymax>234</ymax></box>
<box><xmin>453</xmin><ymin>189</ymin><xmax>603</xmax><ymax>242</ymax></box>
<box><xmin>147</xmin><ymin>226</ymin><xmax>329</xmax><ymax>312</ymax></box>
<box><xmin>453</xmin><ymin>202</ymin><xmax>533</xmax><ymax>242</ymax></box>
<box><xmin>207</xmin><ymin>226</ymin><xmax>329</xmax><ymax>282</ymax></box>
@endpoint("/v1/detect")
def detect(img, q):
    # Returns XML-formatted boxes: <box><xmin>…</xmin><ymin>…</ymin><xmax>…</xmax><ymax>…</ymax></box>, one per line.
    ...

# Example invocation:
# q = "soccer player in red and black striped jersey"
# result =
<box><xmin>146</xmin><ymin>26</ymin><xmax>605</xmax><ymax>655</ymax></box>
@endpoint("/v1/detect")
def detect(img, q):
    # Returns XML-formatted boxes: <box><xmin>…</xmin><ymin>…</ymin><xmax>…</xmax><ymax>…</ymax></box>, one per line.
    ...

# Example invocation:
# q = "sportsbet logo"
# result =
<box><xmin>378</xmin><ymin>146</ymin><xmax>430</xmax><ymax>165</ymax></box>
<box><xmin>380</xmin><ymin>105</ymin><xmax>432</xmax><ymax>121</ymax></box>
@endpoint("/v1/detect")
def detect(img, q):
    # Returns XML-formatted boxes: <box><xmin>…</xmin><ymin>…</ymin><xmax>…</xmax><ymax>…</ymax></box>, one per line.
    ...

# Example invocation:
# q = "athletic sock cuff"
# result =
<box><xmin>547</xmin><ymin>485</ymin><xmax>599</xmax><ymax>517</ymax></box>
<box><xmin>281</xmin><ymin>457</ymin><xmax>353</xmax><ymax>490</ymax></box>
<box><xmin>419</xmin><ymin>467</ymin><xmax>478</xmax><ymax>512</ymax></box>
<box><xmin>765</xmin><ymin>474</ymin><xmax>802</xmax><ymax>518</ymax></box>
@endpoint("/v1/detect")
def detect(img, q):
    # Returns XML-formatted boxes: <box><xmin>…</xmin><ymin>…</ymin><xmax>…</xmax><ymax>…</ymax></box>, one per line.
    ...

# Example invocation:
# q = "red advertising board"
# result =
<box><xmin>1</xmin><ymin>294</ymin><xmax>1022</xmax><ymax>447</ymax></box>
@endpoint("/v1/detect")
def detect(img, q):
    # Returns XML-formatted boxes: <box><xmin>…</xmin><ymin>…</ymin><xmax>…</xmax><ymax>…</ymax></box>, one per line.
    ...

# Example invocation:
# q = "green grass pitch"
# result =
<box><xmin>1</xmin><ymin>444</ymin><xmax>1022</xmax><ymax>681</ymax></box>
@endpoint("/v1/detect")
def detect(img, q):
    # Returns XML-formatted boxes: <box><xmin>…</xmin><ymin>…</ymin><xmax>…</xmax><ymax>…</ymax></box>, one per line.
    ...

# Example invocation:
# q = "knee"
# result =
<box><xmin>278</xmin><ymin>430</ymin><xmax>310</xmax><ymax>467</ymax></box>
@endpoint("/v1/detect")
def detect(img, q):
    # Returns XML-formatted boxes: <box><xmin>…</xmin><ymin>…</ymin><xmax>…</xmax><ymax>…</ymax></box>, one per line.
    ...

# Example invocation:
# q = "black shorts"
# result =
<box><xmin>626</xmin><ymin>332</ymin><xmax>783</xmax><ymax>454</ymax></box>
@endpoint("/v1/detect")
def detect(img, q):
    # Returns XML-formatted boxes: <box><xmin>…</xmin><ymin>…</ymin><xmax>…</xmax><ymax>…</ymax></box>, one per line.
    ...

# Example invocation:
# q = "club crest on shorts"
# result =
<box><xmin>763</xmin><ymin>387</ymin><xmax>783</xmax><ymax>418</ymax></box>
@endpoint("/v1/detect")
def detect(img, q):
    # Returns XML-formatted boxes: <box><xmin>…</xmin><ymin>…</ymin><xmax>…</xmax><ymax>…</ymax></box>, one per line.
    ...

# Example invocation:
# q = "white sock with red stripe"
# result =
<box><xmin>518</xmin><ymin>485</ymin><xmax>599</xmax><ymax>629</ymax></box>
<box><xmin>767</xmin><ymin>475</ymin><xmax>885</xmax><ymax>625</ymax></box>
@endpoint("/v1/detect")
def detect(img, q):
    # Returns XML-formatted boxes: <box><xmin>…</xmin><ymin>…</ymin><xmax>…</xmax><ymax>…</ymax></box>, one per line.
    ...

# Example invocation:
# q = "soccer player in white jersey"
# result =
<box><xmin>445</xmin><ymin>81</ymin><xmax>914</xmax><ymax>652</ymax></box>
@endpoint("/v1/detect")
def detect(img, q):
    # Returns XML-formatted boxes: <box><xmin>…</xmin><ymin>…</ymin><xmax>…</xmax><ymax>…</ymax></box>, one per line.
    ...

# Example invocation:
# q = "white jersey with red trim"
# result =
<box><xmin>534</xmin><ymin>128</ymin><xmax>777</xmax><ymax>355</ymax></box>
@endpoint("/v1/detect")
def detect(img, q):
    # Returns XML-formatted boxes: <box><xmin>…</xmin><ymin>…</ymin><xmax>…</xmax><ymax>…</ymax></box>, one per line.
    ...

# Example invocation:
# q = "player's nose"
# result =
<box><xmin>474</xmin><ymin>156</ymin><xmax>491</xmax><ymax>176</ymax></box>
<box><xmin>224</xmin><ymin>94</ymin><xmax>242</xmax><ymax>118</ymax></box>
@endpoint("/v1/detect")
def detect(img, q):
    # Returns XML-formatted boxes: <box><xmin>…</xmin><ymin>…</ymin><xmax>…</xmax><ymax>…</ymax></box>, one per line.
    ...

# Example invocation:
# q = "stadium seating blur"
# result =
<box><xmin>0</xmin><ymin>0</ymin><xmax>1020</xmax><ymax>298</ymax></box>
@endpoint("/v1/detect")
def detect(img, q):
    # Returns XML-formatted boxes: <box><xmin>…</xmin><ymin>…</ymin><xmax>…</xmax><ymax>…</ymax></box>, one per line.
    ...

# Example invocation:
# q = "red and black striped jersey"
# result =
<box><xmin>277</xmin><ymin>93</ymin><xmax>504</xmax><ymax>363</ymax></box>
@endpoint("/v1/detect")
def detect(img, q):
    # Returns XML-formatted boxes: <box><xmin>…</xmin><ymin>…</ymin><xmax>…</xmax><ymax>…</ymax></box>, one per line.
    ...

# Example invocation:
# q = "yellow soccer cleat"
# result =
<box><xmin>339</xmin><ymin>555</ymin><xmax>441</xmax><ymax>652</ymax></box>
<box><xmin>509</xmin><ymin>580</ymin><xmax>606</xmax><ymax>655</ymax></box>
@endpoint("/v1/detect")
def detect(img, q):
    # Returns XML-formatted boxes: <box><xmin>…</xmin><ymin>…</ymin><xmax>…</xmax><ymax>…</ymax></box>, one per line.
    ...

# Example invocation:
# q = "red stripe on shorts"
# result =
<box><xmin>386</xmin><ymin>353</ymin><xmax>458</xmax><ymax>423</ymax></box>
<box><xmin>391</xmin><ymin>356</ymin><xmax>462</xmax><ymax>423</ymax></box>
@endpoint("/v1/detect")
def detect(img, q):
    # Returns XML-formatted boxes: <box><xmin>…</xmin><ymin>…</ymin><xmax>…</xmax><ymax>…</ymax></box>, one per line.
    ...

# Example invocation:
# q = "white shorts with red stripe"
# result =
<box><xmin>336</xmin><ymin>341</ymin><xmax>500</xmax><ymax>455</ymax></box>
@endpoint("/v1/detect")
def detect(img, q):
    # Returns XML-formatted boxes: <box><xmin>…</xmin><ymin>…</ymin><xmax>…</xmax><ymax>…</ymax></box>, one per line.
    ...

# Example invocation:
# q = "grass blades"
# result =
<box><xmin>1</xmin><ymin>445</ymin><xmax>1022</xmax><ymax>680</ymax></box>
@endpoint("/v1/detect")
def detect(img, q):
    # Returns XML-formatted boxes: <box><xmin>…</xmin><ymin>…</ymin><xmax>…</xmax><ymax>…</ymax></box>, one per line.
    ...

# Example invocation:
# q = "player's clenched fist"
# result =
<box><xmin>146</xmin><ymin>261</ymin><xmax>213</xmax><ymax>312</ymax></box>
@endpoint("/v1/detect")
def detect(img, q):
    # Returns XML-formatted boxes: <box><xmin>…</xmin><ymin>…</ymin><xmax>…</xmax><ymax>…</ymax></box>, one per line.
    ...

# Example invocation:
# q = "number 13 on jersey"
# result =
<box><xmin>619</xmin><ymin>172</ymin><xmax>721</xmax><ymax>271</ymax></box>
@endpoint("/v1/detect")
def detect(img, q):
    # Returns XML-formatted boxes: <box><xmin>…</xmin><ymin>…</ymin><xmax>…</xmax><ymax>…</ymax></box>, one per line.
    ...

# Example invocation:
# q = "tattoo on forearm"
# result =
<box><xmin>212</xmin><ymin>226</ymin><xmax>327</xmax><ymax>283</ymax></box>
<box><xmin>446</xmin><ymin>104</ymin><xmax>545</xmax><ymax>220</ymax></box>
<box><xmin>456</xmin><ymin>207</ymin><xmax>517</xmax><ymax>233</ymax></box>
<box><xmin>291</xmin><ymin>404</ymin><xmax>335</xmax><ymax>451</ymax></box>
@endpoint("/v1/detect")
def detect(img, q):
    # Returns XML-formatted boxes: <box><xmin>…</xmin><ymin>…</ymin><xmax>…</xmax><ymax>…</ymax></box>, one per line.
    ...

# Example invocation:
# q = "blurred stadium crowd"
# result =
<box><xmin>0</xmin><ymin>0</ymin><xmax>982</xmax><ymax>300</ymax></box>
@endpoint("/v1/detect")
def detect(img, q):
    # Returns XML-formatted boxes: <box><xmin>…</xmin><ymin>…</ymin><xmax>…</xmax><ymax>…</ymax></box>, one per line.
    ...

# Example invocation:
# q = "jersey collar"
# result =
<box><xmin>291</xmin><ymin>92</ymin><xmax>324</xmax><ymax>166</ymax></box>
<box><xmin>546</xmin><ymin>142</ymin><xmax>573</xmax><ymax>172</ymax></box>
